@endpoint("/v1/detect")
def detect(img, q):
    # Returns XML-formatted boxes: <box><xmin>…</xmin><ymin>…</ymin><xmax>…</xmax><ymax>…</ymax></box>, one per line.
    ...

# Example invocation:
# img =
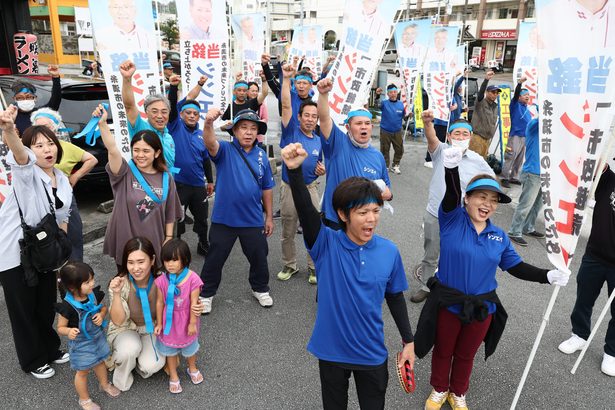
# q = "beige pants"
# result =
<box><xmin>280</xmin><ymin>180</ymin><xmax>320</xmax><ymax>270</ymax></box>
<box><xmin>469</xmin><ymin>133</ymin><xmax>491</xmax><ymax>158</ymax></box>
<box><xmin>111</xmin><ymin>329</ymin><xmax>165</xmax><ymax>391</ymax></box>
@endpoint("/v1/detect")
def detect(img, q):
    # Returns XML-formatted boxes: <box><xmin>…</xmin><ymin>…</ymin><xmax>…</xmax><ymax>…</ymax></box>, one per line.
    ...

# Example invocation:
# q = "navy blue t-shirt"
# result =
<box><xmin>321</xmin><ymin>125</ymin><xmax>390</xmax><ymax>223</ymax></box>
<box><xmin>210</xmin><ymin>140</ymin><xmax>274</xmax><ymax>227</ymax></box>
<box><xmin>307</xmin><ymin>226</ymin><xmax>408</xmax><ymax>366</ymax></box>
<box><xmin>437</xmin><ymin>206</ymin><xmax>522</xmax><ymax>314</ymax></box>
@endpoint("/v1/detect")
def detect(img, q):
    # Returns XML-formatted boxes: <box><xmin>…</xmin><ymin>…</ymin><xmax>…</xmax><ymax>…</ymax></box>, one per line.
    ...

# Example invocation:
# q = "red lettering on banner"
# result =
<box><xmin>559</xmin><ymin>160</ymin><xmax>579</xmax><ymax>187</ymax></box>
<box><xmin>555</xmin><ymin>200</ymin><xmax>575</xmax><ymax>235</ymax></box>
<box><xmin>207</xmin><ymin>44</ymin><xmax>220</xmax><ymax>59</ymax></box>
<box><xmin>192</xmin><ymin>43</ymin><xmax>206</xmax><ymax>59</ymax></box>
<box><xmin>560</xmin><ymin>112</ymin><xmax>584</xmax><ymax>138</ymax></box>
<box><xmin>330</xmin><ymin>93</ymin><xmax>344</xmax><ymax>114</ymax></box>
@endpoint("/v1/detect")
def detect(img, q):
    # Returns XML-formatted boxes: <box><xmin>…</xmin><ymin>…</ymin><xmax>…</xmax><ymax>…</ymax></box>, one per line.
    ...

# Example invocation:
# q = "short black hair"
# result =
<box><xmin>21</xmin><ymin>125</ymin><xmax>64</xmax><ymax>163</ymax></box>
<box><xmin>58</xmin><ymin>261</ymin><xmax>94</xmax><ymax>295</ymax></box>
<box><xmin>332</xmin><ymin>177</ymin><xmax>384</xmax><ymax>231</ymax></box>
<box><xmin>247</xmin><ymin>81</ymin><xmax>259</xmax><ymax>91</ymax></box>
<box><xmin>161</xmin><ymin>238</ymin><xmax>191</xmax><ymax>271</ymax></box>
<box><xmin>298</xmin><ymin>100</ymin><xmax>318</xmax><ymax>115</ymax></box>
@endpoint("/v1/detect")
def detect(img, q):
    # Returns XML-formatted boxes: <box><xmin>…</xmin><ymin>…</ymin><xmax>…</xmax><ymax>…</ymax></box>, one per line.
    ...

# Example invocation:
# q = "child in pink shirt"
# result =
<box><xmin>154</xmin><ymin>239</ymin><xmax>204</xmax><ymax>393</ymax></box>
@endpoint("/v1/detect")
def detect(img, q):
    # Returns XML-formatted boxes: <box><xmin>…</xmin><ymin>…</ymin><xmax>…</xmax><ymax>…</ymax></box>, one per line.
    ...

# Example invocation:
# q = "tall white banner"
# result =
<box><xmin>89</xmin><ymin>0</ymin><xmax>161</xmax><ymax>158</ymax></box>
<box><xmin>395</xmin><ymin>18</ymin><xmax>431</xmax><ymax>114</ymax></box>
<box><xmin>177</xmin><ymin>0</ymin><xmax>230</xmax><ymax>118</ymax></box>
<box><xmin>327</xmin><ymin>0</ymin><xmax>401</xmax><ymax>125</ymax></box>
<box><xmin>514</xmin><ymin>21</ymin><xmax>539</xmax><ymax>113</ymax></box>
<box><xmin>423</xmin><ymin>25</ymin><xmax>461</xmax><ymax>122</ymax></box>
<box><xmin>0</xmin><ymin>141</ymin><xmax>10</xmax><ymax>208</ymax></box>
<box><xmin>231</xmin><ymin>13</ymin><xmax>265</xmax><ymax>82</ymax></box>
<box><xmin>537</xmin><ymin>0</ymin><xmax>615</xmax><ymax>271</ymax></box>
<box><xmin>288</xmin><ymin>25</ymin><xmax>324</xmax><ymax>76</ymax></box>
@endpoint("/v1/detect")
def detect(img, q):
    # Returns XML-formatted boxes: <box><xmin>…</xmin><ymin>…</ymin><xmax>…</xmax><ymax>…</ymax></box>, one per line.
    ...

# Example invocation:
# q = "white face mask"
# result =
<box><xmin>450</xmin><ymin>138</ymin><xmax>470</xmax><ymax>151</ymax></box>
<box><xmin>16</xmin><ymin>100</ymin><xmax>36</xmax><ymax>112</ymax></box>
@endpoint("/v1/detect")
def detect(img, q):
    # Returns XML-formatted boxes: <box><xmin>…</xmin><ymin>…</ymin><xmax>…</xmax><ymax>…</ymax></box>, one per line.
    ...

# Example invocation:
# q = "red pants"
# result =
<box><xmin>430</xmin><ymin>308</ymin><xmax>493</xmax><ymax>395</ymax></box>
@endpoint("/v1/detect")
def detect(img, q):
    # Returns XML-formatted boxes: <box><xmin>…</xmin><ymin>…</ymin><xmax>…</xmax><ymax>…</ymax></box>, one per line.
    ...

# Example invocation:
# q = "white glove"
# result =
<box><xmin>547</xmin><ymin>269</ymin><xmax>570</xmax><ymax>287</ymax></box>
<box><xmin>442</xmin><ymin>147</ymin><xmax>463</xmax><ymax>169</ymax></box>
<box><xmin>372</xmin><ymin>179</ymin><xmax>394</xmax><ymax>214</ymax></box>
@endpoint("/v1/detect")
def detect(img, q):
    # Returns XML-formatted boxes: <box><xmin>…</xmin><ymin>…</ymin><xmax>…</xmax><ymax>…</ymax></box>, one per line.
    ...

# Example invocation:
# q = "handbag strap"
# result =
<box><xmin>13</xmin><ymin>179</ymin><xmax>56</xmax><ymax>229</ymax></box>
<box><xmin>231</xmin><ymin>141</ymin><xmax>261</xmax><ymax>188</ymax></box>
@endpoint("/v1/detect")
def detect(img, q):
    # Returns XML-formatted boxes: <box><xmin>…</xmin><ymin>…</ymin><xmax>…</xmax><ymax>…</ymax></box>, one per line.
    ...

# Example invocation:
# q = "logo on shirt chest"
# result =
<box><xmin>488</xmin><ymin>234</ymin><xmax>503</xmax><ymax>242</ymax></box>
<box><xmin>363</xmin><ymin>166</ymin><xmax>377</xmax><ymax>175</ymax></box>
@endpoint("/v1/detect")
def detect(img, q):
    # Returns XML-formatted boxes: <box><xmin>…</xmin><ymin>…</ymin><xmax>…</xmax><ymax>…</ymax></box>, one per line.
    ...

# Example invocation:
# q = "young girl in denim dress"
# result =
<box><xmin>154</xmin><ymin>239</ymin><xmax>204</xmax><ymax>393</ymax></box>
<box><xmin>56</xmin><ymin>261</ymin><xmax>121</xmax><ymax>409</ymax></box>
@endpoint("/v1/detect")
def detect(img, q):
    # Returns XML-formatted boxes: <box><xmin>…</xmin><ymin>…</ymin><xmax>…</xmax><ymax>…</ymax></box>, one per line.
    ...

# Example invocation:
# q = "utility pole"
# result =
<box><xmin>462</xmin><ymin>0</ymin><xmax>469</xmax><ymax>40</ymax></box>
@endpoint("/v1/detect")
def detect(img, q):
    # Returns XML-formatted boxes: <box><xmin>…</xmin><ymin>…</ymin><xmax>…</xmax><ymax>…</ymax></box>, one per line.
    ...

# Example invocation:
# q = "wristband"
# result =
<box><xmin>198</xmin><ymin>81</ymin><xmax>205</xmax><ymax>86</ymax></box>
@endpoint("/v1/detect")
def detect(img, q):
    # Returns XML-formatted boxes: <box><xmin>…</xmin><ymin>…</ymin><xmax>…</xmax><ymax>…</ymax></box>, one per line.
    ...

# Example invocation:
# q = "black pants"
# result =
<box><xmin>571</xmin><ymin>253</ymin><xmax>615</xmax><ymax>356</ymax></box>
<box><xmin>319</xmin><ymin>360</ymin><xmax>388</xmax><ymax>410</ymax></box>
<box><xmin>176</xmin><ymin>182</ymin><xmax>209</xmax><ymax>247</ymax></box>
<box><xmin>425</xmin><ymin>124</ymin><xmax>448</xmax><ymax>162</ymax></box>
<box><xmin>0</xmin><ymin>265</ymin><xmax>61</xmax><ymax>372</ymax></box>
<box><xmin>200</xmin><ymin>223</ymin><xmax>270</xmax><ymax>297</ymax></box>
<box><xmin>67</xmin><ymin>194</ymin><xmax>83</xmax><ymax>261</ymax></box>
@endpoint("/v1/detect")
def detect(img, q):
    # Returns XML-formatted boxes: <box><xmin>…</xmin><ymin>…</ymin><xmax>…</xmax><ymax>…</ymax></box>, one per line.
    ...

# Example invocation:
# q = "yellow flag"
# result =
<box><xmin>498</xmin><ymin>87</ymin><xmax>512</xmax><ymax>150</ymax></box>
<box><xmin>414</xmin><ymin>76</ymin><xmax>424</xmax><ymax>129</ymax></box>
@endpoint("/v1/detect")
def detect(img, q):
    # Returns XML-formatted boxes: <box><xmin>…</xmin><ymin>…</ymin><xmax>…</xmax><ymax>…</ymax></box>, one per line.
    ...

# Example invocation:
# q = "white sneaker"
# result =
<box><xmin>199</xmin><ymin>296</ymin><xmax>213</xmax><ymax>315</ymax></box>
<box><xmin>558</xmin><ymin>334</ymin><xmax>586</xmax><ymax>354</ymax></box>
<box><xmin>252</xmin><ymin>291</ymin><xmax>273</xmax><ymax>308</ymax></box>
<box><xmin>601</xmin><ymin>353</ymin><xmax>615</xmax><ymax>376</ymax></box>
<box><xmin>31</xmin><ymin>364</ymin><xmax>55</xmax><ymax>379</ymax></box>
<box><xmin>392</xmin><ymin>165</ymin><xmax>401</xmax><ymax>174</ymax></box>
<box><xmin>52</xmin><ymin>351</ymin><xmax>70</xmax><ymax>364</ymax></box>
<box><xmin>423</xmin><ymin>161</ymin><xmax>433</xmax><ymax>169</ymax></box>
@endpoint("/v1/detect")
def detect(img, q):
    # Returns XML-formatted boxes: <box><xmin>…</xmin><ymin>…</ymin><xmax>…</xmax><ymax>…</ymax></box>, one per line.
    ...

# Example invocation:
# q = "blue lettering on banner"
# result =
<box><xmin>346</xmin><ymin>27</ymin><xmax>358</xmax><ymax>48</ymax></box>
<box><xmin>110</xmin><ymin>53</ymin><xmax>129</xmax><ymax>71</ymax></box>
<box><xmin>244</xmin><ymin>50</ymin><xmax>257</xmax><ymax>60</ymax></box>
<box><xmin>132</xmin><ymin>52</ymin><xmax>150</xmax><ymax>70</ymax></box>
<box><xmin>547</xmin><ymin>57</ymin><xmax>582</xmax><ymax>94</ymax></box>
<box><xmin>356</xmin><ymin>34</ymin><xmax>373</xmax><ymax>53</ymax></box>
<box><xmin>587</xmin><ymin>56</ymin><xmax>612</xmax><ymax>93</ymax></box>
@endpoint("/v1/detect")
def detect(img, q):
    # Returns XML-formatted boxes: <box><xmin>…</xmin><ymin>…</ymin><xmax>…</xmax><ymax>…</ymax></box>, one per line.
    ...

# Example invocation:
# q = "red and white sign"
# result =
<box><xmin>480</xmin><ymin>30</ymin><xmax>516</xmax><ymax>39</ymax></box>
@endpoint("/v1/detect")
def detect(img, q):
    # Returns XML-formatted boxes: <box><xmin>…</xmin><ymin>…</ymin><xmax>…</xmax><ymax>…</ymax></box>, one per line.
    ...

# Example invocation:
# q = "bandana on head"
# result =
<box><xmin>448</xmin><ymin>122</ymin><xmax>473</xmax><ymax>133</ymax></box>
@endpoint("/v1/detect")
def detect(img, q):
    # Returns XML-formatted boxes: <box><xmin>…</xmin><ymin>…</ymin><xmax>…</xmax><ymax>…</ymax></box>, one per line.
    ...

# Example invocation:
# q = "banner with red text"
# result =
<box><xmin>514</xmin><ymin>21</ymin><xmax>539</xmax><ymax>117</ymax></box>
<box><xmin>231</xmin><ymin>13</ymin><xmax>265</xmax><ymax>83</ymax></box>
<box><xmin>537</xmin><ymin>0</ymin><xmax>615</xmax><ymax>271</ymax></box>
<box><xmin>288</xmin><ymin>25</ymin><xmax>324</xmax><ymax>76</ymax></box>
<box><xmin>327</xmin><ymin>0</ymin><xmax>401</xmax><ymax>125</ymax></box>
<box><xmin>89</xmin><ymin>0</ymin><xmax>161</xmax><ymax>159</ymax></box>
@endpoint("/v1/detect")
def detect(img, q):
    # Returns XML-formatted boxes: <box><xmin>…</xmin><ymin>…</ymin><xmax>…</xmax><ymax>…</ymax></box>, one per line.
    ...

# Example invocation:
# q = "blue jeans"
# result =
<box><xmin>570</xmin><ymin>253</ymin><xmax>615</xmax><ymax>356</ymax></box>
<box><xmin>508</xmin><ymin>172</ymin><xmax>542</xmax><ymax>237</ymax></box>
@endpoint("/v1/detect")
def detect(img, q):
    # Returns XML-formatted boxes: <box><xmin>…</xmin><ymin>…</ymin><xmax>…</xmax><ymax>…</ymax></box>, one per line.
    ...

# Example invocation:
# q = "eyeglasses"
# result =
<box><xmin>15</xmin><ymin>95</ymin><xmax>36</xmax><ymax>101</ymax></box>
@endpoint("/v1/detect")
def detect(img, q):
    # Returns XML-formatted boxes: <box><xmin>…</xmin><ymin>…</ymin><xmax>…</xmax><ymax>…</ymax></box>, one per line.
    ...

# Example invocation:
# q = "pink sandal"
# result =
<box><xmin>100</xmin><ymin>382</ymin><xmax>121</xmax><ymax>397</ymax></box>
<box><xmin>78</xmin><ymin>398</ymin><xmax>100</xmax><ymax>410</ymax></box>
<box><xmin>169</xmin><ymin>379</ymin><xmax>183</xmax><ymax>394</ymax></box>
<box><xmin>186</xmin><ymin>368</ymin><xmax>204</xmax><ymax>385</ymax></box>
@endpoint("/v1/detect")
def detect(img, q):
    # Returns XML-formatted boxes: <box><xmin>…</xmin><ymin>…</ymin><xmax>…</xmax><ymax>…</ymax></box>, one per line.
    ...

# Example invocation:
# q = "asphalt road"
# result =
<box><xmin>0</xmin><ymin>134</ymin><xmax>613</xmax><ymax>409</ymax></box>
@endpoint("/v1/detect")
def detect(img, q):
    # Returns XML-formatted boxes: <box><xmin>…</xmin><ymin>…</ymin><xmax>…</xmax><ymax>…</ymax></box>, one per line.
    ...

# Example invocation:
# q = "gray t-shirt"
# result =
<box><xmin>426</xmin><ymin>142</ymin><xmax>495</xmax><ymax>218</ymax></box>
<box><xmin>103</xmin><ymin>159</ymin><xmax>182</xmax><ymax>262</ymax></box>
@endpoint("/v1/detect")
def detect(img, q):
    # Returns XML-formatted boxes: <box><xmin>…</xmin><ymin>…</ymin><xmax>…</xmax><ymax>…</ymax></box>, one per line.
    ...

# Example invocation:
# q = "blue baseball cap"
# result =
<box><xmin>466</xmin><ymin>178</ymin><xmax>511</xmax><ymax>203</ymax></box>
<box><xmin>486</xmin><ymin>85</ymin><xmax>501</xmax><ymax>93</ymax></box>
<box><xmin>163</xmin><ymin>62</ymin><xmax>173</xmax><ymax>69</ymax></box>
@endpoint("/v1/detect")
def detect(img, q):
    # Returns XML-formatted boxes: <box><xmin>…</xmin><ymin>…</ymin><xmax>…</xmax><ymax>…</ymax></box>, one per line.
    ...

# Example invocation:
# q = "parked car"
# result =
<box><xmin>0</xmin><ymin>75</ymin><xmax>111</xmax><ymax>184</ymax></box>
<box><xmin>159</xmin><ymin>50</ymin><xmax>181</xmax><ymax>73</ymax></box>
<box><xmin>382</xmin><ymin>49</ymin><xmax>398</xmax><ymax>64</ymax></box>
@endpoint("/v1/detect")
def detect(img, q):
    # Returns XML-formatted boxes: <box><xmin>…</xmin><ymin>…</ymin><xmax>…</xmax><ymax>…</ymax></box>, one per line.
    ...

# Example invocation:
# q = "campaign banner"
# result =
<box><xmin>395</xmin><ymin>18</ymin><xmax>431</xmax><ymax>112</ymax></box>
<box><xmin>424</xmin><ymin>25</ymin><xmax>460</xmax><ymax>122</ymax></box>
<box><xmin>327</xmin><ymin>0</ymin><xmax>401</xmax><ymax>125</ymax></box>
<box><xmin>414</xmin><ymin>75</ymin><xmax>424</xmax><ymax>129</ymax></box>
<box><xmin>497</xmin><ymin>86</ymin><xmax>512</xmax><ymax>151</ymax></box>
<box><xmin>0</xmin><ymin>141</ymin><xmax>11</xmax><ymax>208</ymax></box>
<box><xmin>513</xmin><ymin>22</ymin><xmax>538</xmax><ymax>113</ymax></box>
<box><xmin>177</xmin><ymin>0</ymin><xmax>230</xmax><ymax>121</ymax></box>
<box><xmin>89</xmin><ymin>0</ymin><xmax>161</xmax><ymax>159</ymax></box>
<box><xmin>231</xmin><ymin>13</ymin><xmax>265</xmax><ymax>82</ymax></box>
<box><xmin>537</xmin><ymin>0</ymin><xmax>615</xmax><ymax>271</ymax></box>
<box><xmin>288</xmin><ymin>25</ymin><xmax>324</xmax><ymax>76</ymax></box>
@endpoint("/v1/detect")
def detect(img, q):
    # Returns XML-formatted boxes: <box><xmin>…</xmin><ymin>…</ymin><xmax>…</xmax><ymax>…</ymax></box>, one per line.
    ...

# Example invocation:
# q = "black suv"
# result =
<box><xmin>0</xmin><ymin>75</ymin><xmax>111</xmax><ymax>184</ymax></box>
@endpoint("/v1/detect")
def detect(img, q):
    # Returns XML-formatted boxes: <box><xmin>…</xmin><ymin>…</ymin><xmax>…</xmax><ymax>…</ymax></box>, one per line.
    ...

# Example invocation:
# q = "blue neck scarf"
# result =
<box><xmin>128</xmin><ymin>159</ymin><xmax>169</xmax><ymax>204</ymax></box>
<box><xmin>163</xmin><ymin>267</ymin><xmax>190</xmax><ymax>336</ymax></box>
<box><xmin>129</xmin><ymin>274</ymin><xmax>155</xmax><ymax>334</ymax></box>
<box><xmin>64</xmin><ymin>292</ymin><xmax>108</xmax><ymax>340</ymax></box>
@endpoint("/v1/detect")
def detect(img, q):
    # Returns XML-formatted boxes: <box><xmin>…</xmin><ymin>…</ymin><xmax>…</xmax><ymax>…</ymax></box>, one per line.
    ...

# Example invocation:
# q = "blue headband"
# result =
<box><xmin>448</xmin><ymin>122</ymin><xmax>473</xmax><ymax>133</ymax></box>
<box><xmin>519</xmin><ymin>89</ymin><xmax>529</xmax><ymax>96</ymax></box>
<box><xmin>347</xmin><ymin>197</ymin><xmax>380</xmax><ymax>209</ymax></box>
<box><xmin>294</xmin><ymin>75</ymin><xmax>313</xmax><ymax>84</ymax></box>
<box><xmin>234</xmin><ymin>82</ymin><xmax>249</xmax><ymax>90</ymax></box>
<box><xmin>33</xmin><ymin>112</ymin><xmax>60</xmax><ymax>125</ymax></box>
<box><xmin>16</xmin><ymin>87</ymin><xmax>33</xmax><ymax>95</ymax></box>
<box><xmin>387</xmin><ymin>87</ymin><xmax>399</xmax><ymax>91</ymax></box>
<box><xmin>181</xmin><ymin>103</ymin><xmax>201</xmax><ymax>112</ymax></box>
<box><xmin>344</xmin><ymin>109</ymin><xmax>373</xmax><ymax>124</ymax></box>
<box><xmin>466</xmin><ymin>178</ymin><xmax>502</xmax><ymax>193</ymax></box>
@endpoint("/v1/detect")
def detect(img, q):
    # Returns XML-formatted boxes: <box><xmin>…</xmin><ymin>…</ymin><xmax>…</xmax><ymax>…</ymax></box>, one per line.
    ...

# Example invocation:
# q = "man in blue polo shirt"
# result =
<box><xmin>199</xmin><ymin>108</ymin><xmax>275</xmax><ymax>314</ymax></box>
<box><xmin>376</xmin><ymin>84</ymin><xmax>405</xmax><ymax>174</ymax></box>
<box><xmin>316</xmin><ymin>78</ymin><xmax>392</xmax><ymax>230</ymax></box>
<box><xmin>277</xmin><ymin>62</ymin><xmax>325</xmax><ymax>285</ymax></box>
<box><xmin>501</xmin><ymin>76</ymin><xmax>531</xmax><ymax>188</ymax></box>
<box><xmin>119</xmin><ymin>60</ymin><xmax>176</xmax><ymax>169</ymax></box>
<box><xmin>410</xmin><ymin>110</ymin><xmax>494</xmax><ymax>303</ymax></box>
<box><xmin>167</xmin><ymin>74</ymin><xmax>215</xmax><ymax>256</ymax></box>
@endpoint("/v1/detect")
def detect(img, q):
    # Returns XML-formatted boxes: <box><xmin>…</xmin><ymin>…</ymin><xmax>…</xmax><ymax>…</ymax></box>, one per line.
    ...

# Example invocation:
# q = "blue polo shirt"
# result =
<box><xmin>522</xmin><ymin>126</ymin><xmax>540</xmax><ymax>175</ymax></box>
<box><xmin>210</xmin><ymin>140</ymin><xmax>275</xmax><ymax>228</ymax></box>
<box><xmin>128</xmin><ymin>116</ymin><xmax>176</xmax><ymax>169</ymax></box>
<box><xmin>280</xmin><ymin>119</ymin><xmax>322</xmax><ymax>185</ymax></box>
<box><xmin>437</xmin><ymin>206</ymin><xmax>522</xmax><ymax>314</ymax></box>
<box><xmin>306</xmin><ymin>226</ymin><xmax>408</xmax><ymax>366</ymax></box>
<box><xmin>321</xmin><ymin>125</ymin><xmax>390</xmax><ymax>223</ymax></box>
<box><xmin>168</xmin><ymin>99</ymin><xmax>209</xmax><ymax>186</ymax></box>
<box><xmin>379</xmin><ymin>98</ymin><xmax>405</xmax><ymax>133</ymax></box>
<box><xmin>510</xmin><ymin>100</ymin><xmax>531</xmax><ymax>137</ymax></box>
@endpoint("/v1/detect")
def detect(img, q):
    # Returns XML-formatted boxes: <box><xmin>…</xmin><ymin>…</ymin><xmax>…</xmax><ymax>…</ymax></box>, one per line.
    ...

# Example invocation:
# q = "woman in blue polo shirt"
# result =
<box><xmin>280</xmin><ymin>142</ymin><xmax>415</xmax><ymax>410</ymax></box>
<box><xmin>415</xmin><ymin>145</ymin><xmax>569</xmax><ymax>410</ymax></box>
